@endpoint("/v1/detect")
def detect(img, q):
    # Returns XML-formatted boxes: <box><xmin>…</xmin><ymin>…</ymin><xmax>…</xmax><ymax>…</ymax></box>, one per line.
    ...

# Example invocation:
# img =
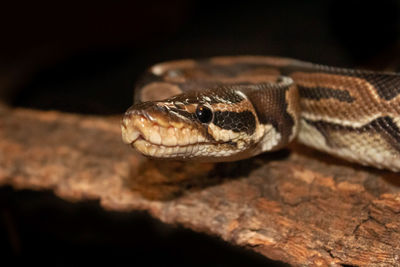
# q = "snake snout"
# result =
<box><xmin>121</xmin><ymin>100</ymin><xmax>214</xmax><ymax>159</ymax></box>
<box><xmin>121</xmin><ymin>114</ymin><xmax>141</xmax><ymax>145</ymax></box>
<box><xmin>121</xmin><ymin>102</ymin><xmax>182</xmax><ymax>147</ymax></box>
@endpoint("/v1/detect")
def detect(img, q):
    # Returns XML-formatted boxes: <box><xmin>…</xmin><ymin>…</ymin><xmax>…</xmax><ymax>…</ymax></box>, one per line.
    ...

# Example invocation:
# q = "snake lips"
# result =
<box><xmin>121</xmin><ymin>102</ymin><xmax>208</xmax><ymax>159</ymax></box>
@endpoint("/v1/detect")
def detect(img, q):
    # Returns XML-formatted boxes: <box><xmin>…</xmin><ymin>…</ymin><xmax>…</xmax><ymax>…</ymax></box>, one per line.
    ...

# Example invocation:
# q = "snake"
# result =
<box><xmin>121</xmin><ymin>56</ymin><xmax>400</xmax><ymax>171</ymax></box>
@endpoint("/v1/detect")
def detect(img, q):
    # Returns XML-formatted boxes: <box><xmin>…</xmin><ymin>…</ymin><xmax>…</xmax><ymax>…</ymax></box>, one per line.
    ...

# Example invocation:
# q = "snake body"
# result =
<box><xmin>121</xmin><ymin>56</ymin><xmax>400</xmax><ymax>171</ymax></box>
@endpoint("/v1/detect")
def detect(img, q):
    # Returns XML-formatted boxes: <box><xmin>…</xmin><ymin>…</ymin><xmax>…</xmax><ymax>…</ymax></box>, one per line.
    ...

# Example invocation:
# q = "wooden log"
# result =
<box><xmin>0</xmin><ymin>103</ymin><xmax>399</xmax><ymax>266</ymax></box>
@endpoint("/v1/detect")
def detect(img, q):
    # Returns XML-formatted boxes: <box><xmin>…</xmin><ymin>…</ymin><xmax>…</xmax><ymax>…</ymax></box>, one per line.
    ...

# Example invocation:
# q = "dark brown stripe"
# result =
<box><xmin>298</xmin><ymin>85</ymin><xmax>354</xmax><ymax>103</ymax></box>
<box><xmin>371</xmin><ymin>116</ymin><xmax>400</xmax><ymax>150</ymax></box>
<box><xmin>244</xmin><ymin>83</ymin><xmax>295</xmax><ymax>145</ymax></box>
<box><xmin>358</xmin><ymin>73</ymin><xmax>400</xmax><ymax>101</ymax></box>
<box><xmin>168</xmin><ymin>108</ymin><xmax>197</xmax><ymax>121</ymax></box>
<box><xmin>213</xmin><ymin>111</ymin><xmax>256</xmax><ymax>135</ymax></box>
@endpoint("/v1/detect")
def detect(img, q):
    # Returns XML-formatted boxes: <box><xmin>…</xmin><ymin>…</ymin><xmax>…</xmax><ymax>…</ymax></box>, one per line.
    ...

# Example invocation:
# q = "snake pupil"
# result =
<box><xmin>196</xmin><ymin>105</ymin><xmax>213</xmax><ymax>123</ymax></box>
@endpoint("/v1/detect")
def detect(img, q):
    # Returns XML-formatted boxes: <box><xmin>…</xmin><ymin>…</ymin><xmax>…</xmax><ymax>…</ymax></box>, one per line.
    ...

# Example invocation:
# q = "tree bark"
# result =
<box><xmin>0</xmin><ymin>103</ymin><xmax>399</xmax><ymax>266</ymax></box>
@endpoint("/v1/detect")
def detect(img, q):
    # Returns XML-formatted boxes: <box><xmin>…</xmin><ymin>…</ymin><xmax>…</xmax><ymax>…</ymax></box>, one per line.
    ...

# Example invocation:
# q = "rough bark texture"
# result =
<box><xmin>0</xmin><ymin>103</ymin><xmax>399</xmax><ymax>266</ymax></box>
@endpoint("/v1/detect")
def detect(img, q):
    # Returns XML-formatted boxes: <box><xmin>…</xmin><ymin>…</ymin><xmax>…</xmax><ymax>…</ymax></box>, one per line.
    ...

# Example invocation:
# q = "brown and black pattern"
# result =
<box><xmin>303</xmin><ymin>116</ymin><xmax>400</xmax><ymax>152</ymax></box>
<box><xmin>242</xmin><ymin>80</ymin><xmax>297</xmax><ymax>146</ymax></box>
<box><xmin>122</xmin><ymin>55</ymin><xmax>400</xmax><ymax>171</ymax></box>
<box><xmin>297</xmin><ymin>85</ymin><xmax>355</xmax><ymax>103</ymax></box>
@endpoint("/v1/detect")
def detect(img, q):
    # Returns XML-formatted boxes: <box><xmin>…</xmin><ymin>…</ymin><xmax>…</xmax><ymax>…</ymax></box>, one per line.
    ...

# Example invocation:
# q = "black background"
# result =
<box><xmin>0</xmin><ymin>0</ymin><xmax>399</xmax><ymax>266</ymax></box>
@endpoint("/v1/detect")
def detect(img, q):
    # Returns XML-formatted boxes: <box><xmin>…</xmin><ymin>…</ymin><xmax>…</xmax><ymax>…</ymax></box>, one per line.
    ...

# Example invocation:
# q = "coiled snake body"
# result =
<box><xmin>121</xmin><ymin>56</ymin><xmax>400</xmax><ymax>171</ymax></box>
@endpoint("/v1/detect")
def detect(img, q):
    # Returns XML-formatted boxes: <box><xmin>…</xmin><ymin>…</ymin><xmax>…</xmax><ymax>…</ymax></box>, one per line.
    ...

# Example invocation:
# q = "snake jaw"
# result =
<box><xmin>121</xmin><ymin>103</ymin><xmax>211</xmax><ymax>158</ymax></box>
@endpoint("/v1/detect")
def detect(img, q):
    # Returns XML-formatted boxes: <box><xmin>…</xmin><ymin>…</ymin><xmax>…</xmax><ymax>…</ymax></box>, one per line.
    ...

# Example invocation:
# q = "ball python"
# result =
<box><xmin>121</xmin><ymin>56</ymin><xmax>400</xmax><ymax>171</ymax></box>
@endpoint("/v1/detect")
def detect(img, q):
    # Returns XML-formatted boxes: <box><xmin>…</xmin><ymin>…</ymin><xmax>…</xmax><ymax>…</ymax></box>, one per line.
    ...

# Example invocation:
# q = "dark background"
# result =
<box><xmin>0</xmin><ymin>0</ymin><xmax>399</xmax><ymax>266</ymax></box>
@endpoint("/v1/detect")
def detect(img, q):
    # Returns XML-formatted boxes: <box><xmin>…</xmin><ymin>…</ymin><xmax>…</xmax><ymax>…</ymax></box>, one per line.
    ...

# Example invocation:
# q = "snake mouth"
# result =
<box><xmin>121</xmin><ymin>112</ymin><xmax>242</xmax><ymax>159</ymax></box>
<box><xmin>121</xmin><ymin>101</ymin><xmax>252</xmax><ymax>160</ymax></box>
<box><xmin>130</xmin><ymin>137</ymin><xmax>211</xmax><ymax>158</ymax></box>
<box><xmin>121</xmin><ymin>111</ymin><xmax>212</xmax><ymax>158</ymax></box>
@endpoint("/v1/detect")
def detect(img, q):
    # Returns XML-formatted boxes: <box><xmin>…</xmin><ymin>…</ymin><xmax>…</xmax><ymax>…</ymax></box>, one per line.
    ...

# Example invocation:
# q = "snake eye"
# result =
<box><xmin>196</xmin><ymin>105</ymin><xmax>213</xmax><ymax>123</ymax></box>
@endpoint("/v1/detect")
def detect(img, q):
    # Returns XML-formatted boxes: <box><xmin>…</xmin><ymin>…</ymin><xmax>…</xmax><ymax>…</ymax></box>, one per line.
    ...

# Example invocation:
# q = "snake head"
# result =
<box><xmin>121</xmin><ymin>87</ymin><xmax>274</xmax><ymax>161</ymax></box>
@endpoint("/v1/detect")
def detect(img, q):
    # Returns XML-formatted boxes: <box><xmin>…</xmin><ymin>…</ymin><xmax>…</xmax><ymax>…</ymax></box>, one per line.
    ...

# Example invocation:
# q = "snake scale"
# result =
<box><xmin>121</xmin><ymin>56</ymin><xmax>400</xmax><ymax>171</ymax></box>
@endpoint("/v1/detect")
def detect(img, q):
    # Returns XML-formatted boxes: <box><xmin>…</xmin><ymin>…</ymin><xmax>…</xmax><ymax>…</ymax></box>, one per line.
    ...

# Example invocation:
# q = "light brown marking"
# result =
<box><xmin>183</xmin><ymin>104</ymin><xmax>197</xmax><ymax>114</ymax></box>
<box><xmin>285</xmin><ymin>84</ymin><xmax>300</xmax><ymax>141</ymax></box>
<box><xmin>241</xmin><ymin>67</ymin><xmax>281</xmax><ymax>77</ymax></box>
<box><xmin>151</xmin><ymin>59</ymin><xmax>197</xmax><ymax>76</ymax></box>
<box><xmin>163</xmin><ymin>69</ymin><xmax>280</xmax><ymax>84</ymax></box>
<box><xmin>210</xmin><ymin>55</ymin><xmax>294</xmax><ymax>67</ymax></box>
<box><xmin>215</xmin><ymin>74</ymin><xmax>280</xmax><ymax>84</ymax></box>
<box><xmin>140</xmin><ymin>82</ymin><xmax>183</xmax><ymax>102</ymax></box>
<box><xmin>211</xmin><ymin>99</ymin><xmax>255</xmax><ymax>114</ymax></box>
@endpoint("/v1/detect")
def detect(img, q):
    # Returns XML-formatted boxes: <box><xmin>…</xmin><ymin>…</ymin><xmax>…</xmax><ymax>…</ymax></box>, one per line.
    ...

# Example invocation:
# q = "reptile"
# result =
<box><xmin>121</xmin><ymin>56</ymin><xmax>400</xmax><ymax>171</ymax></box>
